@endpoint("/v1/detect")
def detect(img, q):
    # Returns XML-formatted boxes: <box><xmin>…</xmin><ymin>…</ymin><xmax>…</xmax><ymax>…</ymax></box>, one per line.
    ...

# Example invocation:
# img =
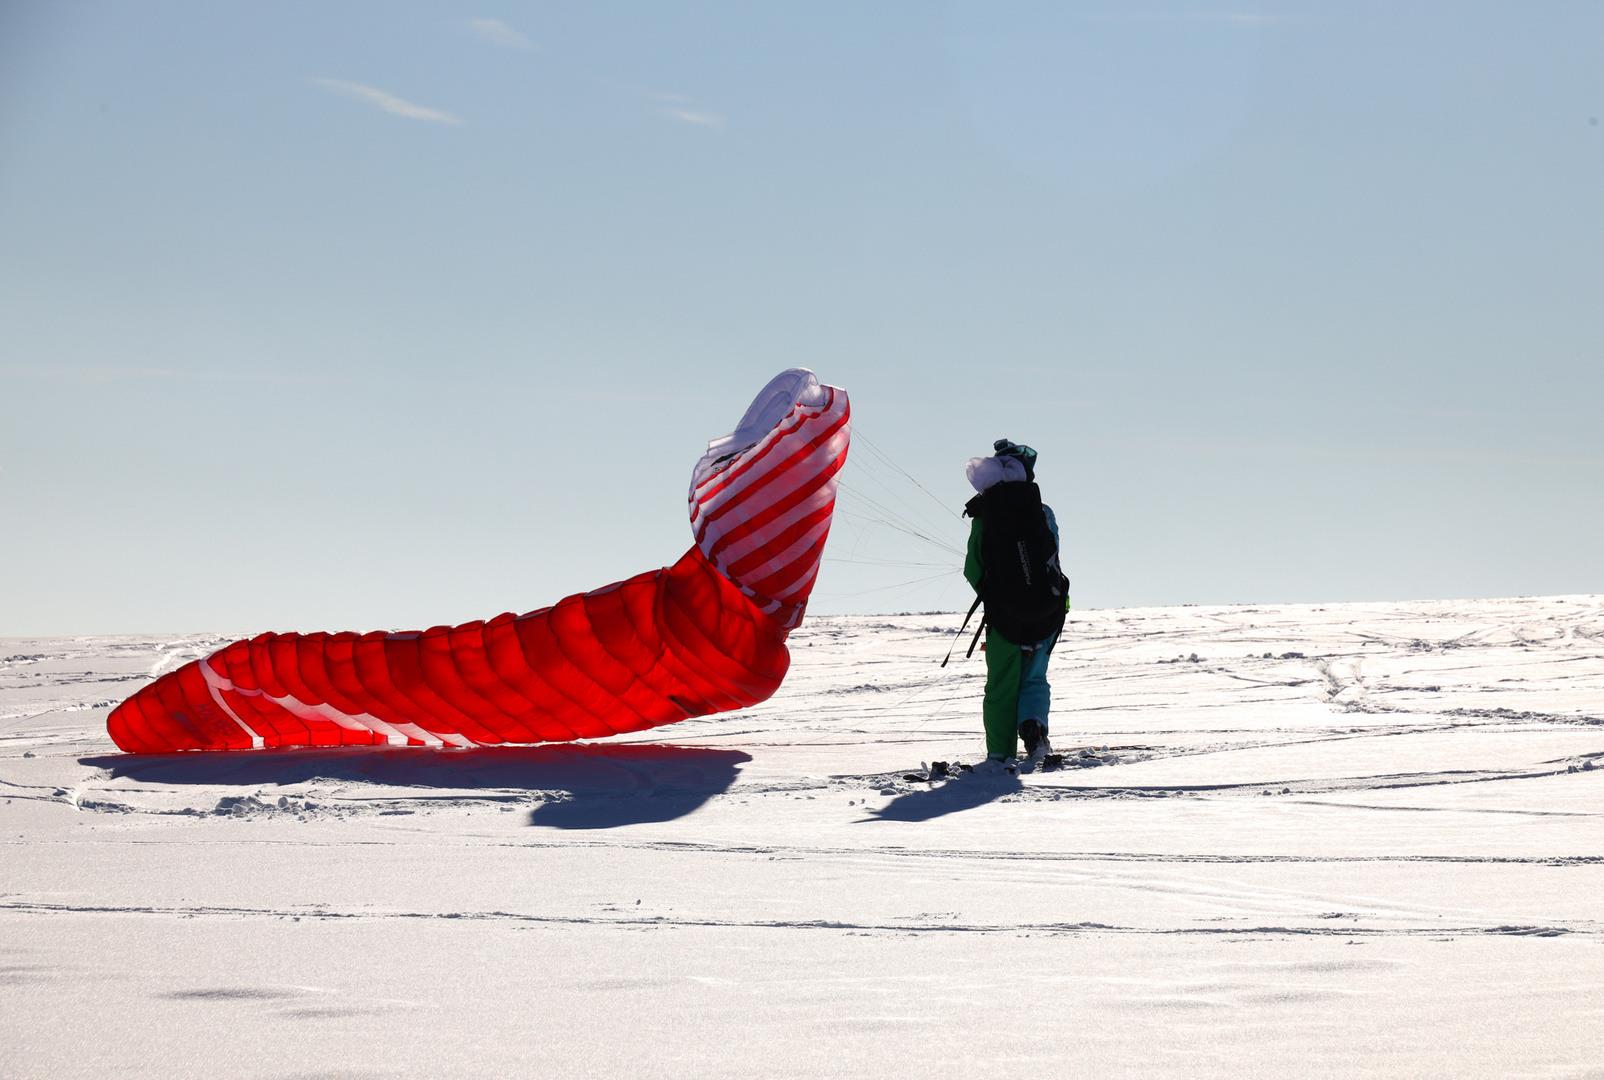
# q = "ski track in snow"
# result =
<box><xmin>3</xmin><ymin>595</ymin><xmax>1603</xmax><ymax>1078</ymax></box>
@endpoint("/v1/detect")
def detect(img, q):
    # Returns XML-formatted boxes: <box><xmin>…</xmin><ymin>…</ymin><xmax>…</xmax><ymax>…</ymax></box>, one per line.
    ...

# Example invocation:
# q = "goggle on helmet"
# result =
<box><xmin>992</xmin><ymin>438</ymin><xmax>1037</xmax><ymax>482</ymax></box>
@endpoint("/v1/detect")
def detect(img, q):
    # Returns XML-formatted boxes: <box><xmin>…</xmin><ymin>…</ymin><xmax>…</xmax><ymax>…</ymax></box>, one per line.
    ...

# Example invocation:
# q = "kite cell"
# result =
<box><xmin>106</xmin><ymin>369</ymin><xmax>851</xmax><ymax>752</ymax></box>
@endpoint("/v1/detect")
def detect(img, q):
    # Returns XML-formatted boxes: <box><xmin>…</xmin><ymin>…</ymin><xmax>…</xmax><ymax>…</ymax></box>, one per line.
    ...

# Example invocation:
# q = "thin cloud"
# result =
<box><xmin>312</xmin><ymin>79</ymin><xmax>462</xmax><ymax>124</ymax></box>
<box><xmin>0</xmin><ymin>366</ymin><xmax>340</xmax><ymax>385</ymax></box>
<box><xmin>613</xmin><ymin>84</ymin><xmax>727</xmax><ymax>129</ymax></box>
<box><xmin>660</xmin><ymin>108</ymin><xmax>726</xmax><ymax>129</ymax></box>
<box><xmin>1200</xmin><ymin>12</ymin><xmax>1291</xmax><ymax>24</ymax></box>
<box><xmin>468</xmin><ymin>18</ymin><xmax>536</xmax><ymax>50</ymax></box>
<box><xmin>1077</xmin><ymin>11</ymin><xmax>1291</xmax><ymax>26</ymax></box>
<box><xmin>1087</xmin><ymin>433</ymin><xmax>1604</xmax><ymax>471</ymax></box>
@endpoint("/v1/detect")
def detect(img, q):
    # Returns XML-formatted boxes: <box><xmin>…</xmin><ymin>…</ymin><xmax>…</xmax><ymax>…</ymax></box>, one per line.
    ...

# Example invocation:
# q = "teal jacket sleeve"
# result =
<box><xmin>1043</xmin><ymin>504</ymin><xmax>1069</xmax><ymax>610</ymax></box>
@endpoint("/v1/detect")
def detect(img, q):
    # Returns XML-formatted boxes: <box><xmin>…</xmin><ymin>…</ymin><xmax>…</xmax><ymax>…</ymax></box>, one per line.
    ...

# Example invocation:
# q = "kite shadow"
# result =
<box><xmin>867</xmin><ymin>775</ymin><xmax>1023</xmax><ymax>822</ymax></box>
<box><xmin>80</xmin><ymin>743</ymin><xmax>751</xmax><ymax>831</ymax></box>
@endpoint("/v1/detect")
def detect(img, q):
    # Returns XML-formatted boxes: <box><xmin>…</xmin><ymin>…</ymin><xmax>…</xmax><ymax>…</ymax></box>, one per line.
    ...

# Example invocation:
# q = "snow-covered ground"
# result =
<box><xmin>3</xmin><ymin>596</ymin><xmax>1602</xmax><ymax>1079</ymax></box>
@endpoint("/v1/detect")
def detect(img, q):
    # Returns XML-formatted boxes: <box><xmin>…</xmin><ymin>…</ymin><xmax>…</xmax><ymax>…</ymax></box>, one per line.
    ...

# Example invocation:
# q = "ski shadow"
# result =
<box><xmin>868</xmin><ymin>775</ymin><xmax>1023</xmax><ymax>822</ymax></box>
<box><xmin>80</xmin><ymin>743</ymin><xmax>751</xmax><ymax>831</ymax></box>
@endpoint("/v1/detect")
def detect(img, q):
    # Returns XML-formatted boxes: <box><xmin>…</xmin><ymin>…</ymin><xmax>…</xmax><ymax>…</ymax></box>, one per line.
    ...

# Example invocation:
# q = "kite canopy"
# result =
<box><xmin>691</xmin><ymin>367</ymin><xmax>850</xmax><ymax>629</ymax></box>
<box><xmin>106</xmin><ymin>370</ymin><xmax>851</xmax><ymax>753</ymax></box>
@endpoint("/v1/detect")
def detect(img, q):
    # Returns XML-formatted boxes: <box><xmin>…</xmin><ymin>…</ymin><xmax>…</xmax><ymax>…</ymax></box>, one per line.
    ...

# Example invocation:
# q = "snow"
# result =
<box><xmin>3</xmin><ymin>595</ymin><xmax>1602</xmax><ymax>1079</ymax></box>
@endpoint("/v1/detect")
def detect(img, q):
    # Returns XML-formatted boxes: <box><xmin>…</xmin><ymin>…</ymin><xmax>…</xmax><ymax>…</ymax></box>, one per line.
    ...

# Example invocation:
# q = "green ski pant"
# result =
<box><xmin>982</xmin><ymin>628</ymin><xmax>1057</xmax><ymax>759</ymax></box>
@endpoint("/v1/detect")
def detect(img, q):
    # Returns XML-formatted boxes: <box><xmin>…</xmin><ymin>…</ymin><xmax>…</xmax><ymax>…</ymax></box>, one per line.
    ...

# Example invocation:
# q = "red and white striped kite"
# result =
<box><xmin>107</xmin><ymin>369</ymin><xmax>851</xmax><ymax>752</ymax></box>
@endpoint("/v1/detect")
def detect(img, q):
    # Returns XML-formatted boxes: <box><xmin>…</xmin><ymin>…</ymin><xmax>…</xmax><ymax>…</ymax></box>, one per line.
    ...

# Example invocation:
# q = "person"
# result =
<box><xmin>962</xmin><ymin>439</ymin><xmax>1069</xmax><ymax>773</ymax></box>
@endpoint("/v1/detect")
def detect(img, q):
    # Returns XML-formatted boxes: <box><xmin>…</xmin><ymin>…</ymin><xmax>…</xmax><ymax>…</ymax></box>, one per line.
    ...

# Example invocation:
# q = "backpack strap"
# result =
<box><xmin>965</xmin><ymin>611</ymin><xmax>987</xmax><ymax>660</ymax></box>
<box><xmin>940</xmin><ymin>595</ymin><xmax>984</xmax><ymax>668</ymax></box>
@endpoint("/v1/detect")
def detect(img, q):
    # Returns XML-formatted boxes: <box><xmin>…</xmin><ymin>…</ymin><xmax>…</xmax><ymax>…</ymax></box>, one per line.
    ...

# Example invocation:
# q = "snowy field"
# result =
<box><xmin>3</xmin><ymin>595</ymin><xmax>1603</xmax><ymax>1080</ymax></box>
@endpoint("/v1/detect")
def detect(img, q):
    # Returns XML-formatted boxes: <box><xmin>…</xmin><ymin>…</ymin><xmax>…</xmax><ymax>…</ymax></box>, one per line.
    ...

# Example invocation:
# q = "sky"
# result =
<box><xmin>1</xmin><ymin>0</ymin><xmax>1601</xmax><ymax>636</ymax></box>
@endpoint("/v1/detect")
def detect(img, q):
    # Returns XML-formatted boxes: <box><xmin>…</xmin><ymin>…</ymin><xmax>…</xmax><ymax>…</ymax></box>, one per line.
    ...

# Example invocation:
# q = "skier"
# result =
<box><xmin>961</xmin><ymin>439</ymin><xmax>1069</xmax><ymax>774</ymax></box>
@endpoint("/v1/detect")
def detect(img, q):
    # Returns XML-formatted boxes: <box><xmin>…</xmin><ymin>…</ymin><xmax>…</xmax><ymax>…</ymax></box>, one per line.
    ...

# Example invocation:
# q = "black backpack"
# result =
<box><xmin>965</xmin><ymin>481</ymin><xmax>1068</xmax><ymax>647</ymax></box>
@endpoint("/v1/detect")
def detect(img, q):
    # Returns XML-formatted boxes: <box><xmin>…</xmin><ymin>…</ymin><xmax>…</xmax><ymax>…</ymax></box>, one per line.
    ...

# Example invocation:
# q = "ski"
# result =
<box><xmin>899</xmin><ymin>744</ymin><xmax>1154</xmax><ymax>783</ymax></box>
<box><xmin>902</xmin><ymin>760</ymin><xmax>970</xmax><ymax>783</ymax></box>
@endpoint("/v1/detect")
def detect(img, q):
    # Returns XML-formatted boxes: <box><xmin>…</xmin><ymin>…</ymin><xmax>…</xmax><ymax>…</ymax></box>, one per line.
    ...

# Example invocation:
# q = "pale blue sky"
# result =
<box><xmin>2</xmin><ymin>1</ymin><xmax>1600</xmax><ymax>635</ymax></box>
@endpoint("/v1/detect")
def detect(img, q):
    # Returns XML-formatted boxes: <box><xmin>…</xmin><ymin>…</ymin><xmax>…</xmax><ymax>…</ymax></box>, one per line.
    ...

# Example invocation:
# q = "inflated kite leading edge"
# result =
<box><xmin>107</xmin><ymin>369</ymin><xmax>850</xmax><ymax>752</ymax></box>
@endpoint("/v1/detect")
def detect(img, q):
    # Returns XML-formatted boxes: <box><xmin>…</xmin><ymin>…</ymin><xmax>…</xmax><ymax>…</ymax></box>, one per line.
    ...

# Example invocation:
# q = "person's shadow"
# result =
<box><xmin>867</xmin><ymin>774</ymin><xmax>1022</xmax><ymax>822</ymax></box>
<box><xmin>80</xmin><ymin>743</ymin><xmax>750</xmax><ymax>830</ymax></box>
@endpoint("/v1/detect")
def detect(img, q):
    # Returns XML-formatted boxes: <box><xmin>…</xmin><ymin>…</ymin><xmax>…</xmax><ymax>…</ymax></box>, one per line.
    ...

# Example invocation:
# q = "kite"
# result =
<box><xmin>106</xmin><ymin>368</ymin><xmax>850</xmax><ymax>752</ymax></box>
